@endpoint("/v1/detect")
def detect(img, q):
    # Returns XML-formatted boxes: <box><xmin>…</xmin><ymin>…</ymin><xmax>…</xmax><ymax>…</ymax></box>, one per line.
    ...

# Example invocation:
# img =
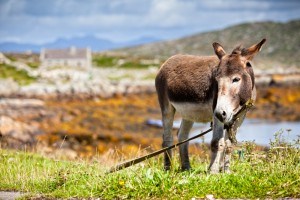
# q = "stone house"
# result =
<box><xmin>40</xmin><ymin>47</ymin><xmax>92</xmax><ymax>68</ymax></box>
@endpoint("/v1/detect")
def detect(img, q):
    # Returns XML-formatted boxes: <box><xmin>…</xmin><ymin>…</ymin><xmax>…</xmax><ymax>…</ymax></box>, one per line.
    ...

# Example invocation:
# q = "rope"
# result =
<box><xmin>106</xmin><ymin>128</ymin><xmax>212</xmax><ymax>174</ymax></box>
<box><xmin>106</xmin><ymin>99</ymin><xmax>254</xmax><ymax>174</ymax></box>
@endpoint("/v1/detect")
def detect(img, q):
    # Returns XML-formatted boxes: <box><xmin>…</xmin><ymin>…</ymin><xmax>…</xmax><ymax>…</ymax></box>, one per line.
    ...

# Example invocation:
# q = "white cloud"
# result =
<box><xmin>0</xmin><ymin>0</ymin><xmax>299</xmax><ymax>44</ymax></box>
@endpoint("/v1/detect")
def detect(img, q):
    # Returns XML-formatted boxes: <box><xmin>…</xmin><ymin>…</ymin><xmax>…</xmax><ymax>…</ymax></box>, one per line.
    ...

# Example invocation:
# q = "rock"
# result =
<box><xmin>0</xmin><ymin>79</ymin><xmax>19</xmax><ymax>96</ymax></box>
<box><xmin>0</xmin><ymin>98</ymin><xmax>46</xmax><ymax>121</ymax></box>
<box><xmin>0</xmin><ymin>191</ymin><xmax>25</xmax><ymax>200</ymax></box>
<box><xmin>205</xmin><ymin>194</ymin><xmax>215</xmax><ymax>200</ymax></box>
<box><xmin>126</xmin><ymin>81</ymin><xmax>155</xmax><ymax>94</ymax></box>
<box><xmin>255</xmin><ymin>75</ymin><xmax>272</xmax><ymax>86</ymax></box>
<box><xmin>18</xmin><ymin>83</ymin><xmax>55</xmax><ymax>98</ymax></box>
<box><xmin>0</xmin><ymin>116</ymin><xmax>42</xmax><ymax>148</ymax></box>
<box><xmin>0</xmin><ymin>52</ymin><xmax>11</xmax><ymax>64</ymax></box>
<box><xmin>0</xmin><ymin>98</ymin><xmax>44</xmax><ymax>107</ymax></box>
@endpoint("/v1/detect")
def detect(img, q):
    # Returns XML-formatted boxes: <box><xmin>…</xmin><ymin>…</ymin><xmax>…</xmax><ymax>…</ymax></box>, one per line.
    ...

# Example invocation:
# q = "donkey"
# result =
<box><xmin>155</xmin><ymin>39</ymin><xmax>266</xmax><ymax>173</ymax></box>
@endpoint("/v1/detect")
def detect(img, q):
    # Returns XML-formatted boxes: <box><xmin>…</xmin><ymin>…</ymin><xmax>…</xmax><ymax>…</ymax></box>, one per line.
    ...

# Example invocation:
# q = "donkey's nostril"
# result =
<box><xmin>222</xmin><ymin>111</ymin><xmax>226</xmax><ymax>117</ymax></box>
<box><xmin>215</xmin><ymin>110</ymin><xmax>227</xmax><ymax>122</ymax></box>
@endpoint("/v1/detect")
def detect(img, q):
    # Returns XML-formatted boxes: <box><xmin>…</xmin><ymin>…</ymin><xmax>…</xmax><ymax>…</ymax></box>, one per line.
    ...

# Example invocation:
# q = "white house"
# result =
<box><xmin>40</xmin><ymin>47</ymin><xmax>92</xmax><ymax>68</ymax></box>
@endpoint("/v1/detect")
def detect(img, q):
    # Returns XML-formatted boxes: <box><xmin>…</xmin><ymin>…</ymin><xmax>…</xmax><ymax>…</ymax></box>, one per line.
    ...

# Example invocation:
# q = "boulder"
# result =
<box><xmin>0</xmin><ymin>116</ymin><xmax>42</xmax><ymax>148</ymax></box>
<box><xmin>0</xmin><ymin>79</ymin><xmax>19</xmax><ymax>96</ymax></box>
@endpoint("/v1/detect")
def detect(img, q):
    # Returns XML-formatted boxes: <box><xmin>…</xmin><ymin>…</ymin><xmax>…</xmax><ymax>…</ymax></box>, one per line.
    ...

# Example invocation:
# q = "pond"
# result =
<box><xmin>147</xmin><ymin>119</ymin><xmax>300</xmax><ymax>146</ymax></box>
<box><xmin>192</xmin><ymin>119</ymin><xmax>300</xmax><ymax>146</ymax></box>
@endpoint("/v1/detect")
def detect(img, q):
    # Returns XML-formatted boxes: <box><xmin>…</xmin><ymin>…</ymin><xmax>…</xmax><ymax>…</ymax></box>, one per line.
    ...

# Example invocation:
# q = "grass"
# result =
<box><xmin>93</xmin><ymin>54</ymin><xmax>158</xmax><ymax>69</ymax></box>
<box><xmin>0</xmin><ymin>131</ymin><xmax>299</xmax><ymax>199</ymax></box>
<box><xmin>0</xmin><ymin>63</ymin><xmax>36</xmax><ymax>85</ymax></box>
<box><xmin>119</xmin><ymin>61</ymin><xmax>152</xmax><ymax>69</ymax></box>
<box><xmin>27</xmin><ymin>62</ymin><xmax>40</xmax><ymax>69</ymax></box>
<box><xmin>93</xmin><ymin>55</ymin><xmax>117</xmax><ymax>67</ymax></box>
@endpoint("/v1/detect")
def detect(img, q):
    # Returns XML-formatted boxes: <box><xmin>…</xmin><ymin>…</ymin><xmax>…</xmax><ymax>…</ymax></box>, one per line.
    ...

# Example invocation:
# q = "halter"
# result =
<box><xmin>226</xmin><ymin>99</ymin><xmax>254</xmax><ymax>144</ymax></box>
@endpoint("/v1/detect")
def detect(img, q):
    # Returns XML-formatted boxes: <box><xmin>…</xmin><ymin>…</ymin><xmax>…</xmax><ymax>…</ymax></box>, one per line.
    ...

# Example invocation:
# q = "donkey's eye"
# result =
<box><xmin>246</xmin><ymin>62</ymin><xmax>252</xmax><ymax>67</ymax></box>
<box><xmin>232</xmin><ymin>77</ymin><xmax>240</xmax><ymax>83</ymax></box>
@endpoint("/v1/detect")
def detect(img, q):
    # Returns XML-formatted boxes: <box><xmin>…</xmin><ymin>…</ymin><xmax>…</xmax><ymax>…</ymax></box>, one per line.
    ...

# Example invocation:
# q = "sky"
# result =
<box><xmin>0</xmin><ymin>0</ymin><xmax>300</xmax><ymax>44</ymax></box>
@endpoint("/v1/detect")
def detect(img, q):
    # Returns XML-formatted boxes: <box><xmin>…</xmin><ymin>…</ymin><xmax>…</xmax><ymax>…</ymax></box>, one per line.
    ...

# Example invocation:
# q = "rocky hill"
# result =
<box><xmin>117</xmin><ymin>20</ymin><xmax>300</xmax><ymax>69</ymax></box>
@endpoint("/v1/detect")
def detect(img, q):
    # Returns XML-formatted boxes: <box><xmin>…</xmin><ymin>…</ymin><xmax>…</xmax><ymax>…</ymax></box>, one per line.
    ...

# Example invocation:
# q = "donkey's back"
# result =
<box><xmin>155</xmin><ymin>54</ymin><xmax>219</xmax><ymax>123</ymax></box>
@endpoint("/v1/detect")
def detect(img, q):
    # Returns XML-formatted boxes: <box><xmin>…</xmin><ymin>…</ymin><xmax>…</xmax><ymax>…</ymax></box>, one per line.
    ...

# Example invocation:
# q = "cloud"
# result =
<box><xmin>0</xmin><ymin>0</ymin><xmax>299</xmax><ymax>44</ymax></box>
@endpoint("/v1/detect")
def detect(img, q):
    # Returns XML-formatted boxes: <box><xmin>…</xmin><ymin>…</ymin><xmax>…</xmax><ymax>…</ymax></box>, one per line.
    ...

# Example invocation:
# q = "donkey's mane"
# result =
<box><xmin>231</xmin><ymin>45</ymin><xmax>247</xmax><ymax>55</ymax></box>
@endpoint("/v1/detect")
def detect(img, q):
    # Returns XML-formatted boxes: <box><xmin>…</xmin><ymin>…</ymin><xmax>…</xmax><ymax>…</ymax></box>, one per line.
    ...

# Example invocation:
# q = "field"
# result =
<box><xmin>0</xmin><ymin>131</ymin><xmax>299</xmax><ymax>199</ymax></box>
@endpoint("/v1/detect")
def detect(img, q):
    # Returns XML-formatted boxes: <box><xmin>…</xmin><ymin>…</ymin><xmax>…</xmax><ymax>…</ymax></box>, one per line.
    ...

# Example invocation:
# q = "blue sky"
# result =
<box><xmin>0</xmin><ymin>0</ymin><xmax>299</xmax><ymax>44</ymax></box>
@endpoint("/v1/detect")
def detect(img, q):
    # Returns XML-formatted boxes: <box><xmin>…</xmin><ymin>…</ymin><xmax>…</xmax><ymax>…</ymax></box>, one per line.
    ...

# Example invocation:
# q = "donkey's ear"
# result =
<box><xmin>242</xmin><ymin>38</ymin><xmax>266</xmax><ymax>60</ymax></box>
<box><xmin>212</xmin><ymin>42</ymin><xmax>226</xmax><ymax>59</ymax></box>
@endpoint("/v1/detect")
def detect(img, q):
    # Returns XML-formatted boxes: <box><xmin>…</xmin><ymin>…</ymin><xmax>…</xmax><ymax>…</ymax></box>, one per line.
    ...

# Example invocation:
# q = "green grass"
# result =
<box><xmin>27</xmin><ymin>62</ymin><xmax>40</xmax><ymax>69</ymax></box>
<box><xmin>119</xmin><ymin>61</ymin><xmax>152</xmax><ymax>69</ymax></box>
<box><xmin>0</xmin><ymin>63</ymin><xmax>36</xmax><ymax>85</ymax></box>
<box><xmin>93</xmin><ymin>55</ymin><xmax>117</xmax><ymax>67</ymax></box>
<box><xmin>93</xmin><ymin>55</ymin><xmax>158</xmax><ymax>69</ymax></box>
<box><xmin>0</xmin><ymin>132</ymin><xmax>299</xmax><ymax>199</ymax></box>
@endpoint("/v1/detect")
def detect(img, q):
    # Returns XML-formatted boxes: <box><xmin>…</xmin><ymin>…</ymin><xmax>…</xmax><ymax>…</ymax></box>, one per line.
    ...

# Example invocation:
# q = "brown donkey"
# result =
<box><xmin>155</xmin><ymin>39</ymin><xmax>266</xmax><ymax>173</ymax></box>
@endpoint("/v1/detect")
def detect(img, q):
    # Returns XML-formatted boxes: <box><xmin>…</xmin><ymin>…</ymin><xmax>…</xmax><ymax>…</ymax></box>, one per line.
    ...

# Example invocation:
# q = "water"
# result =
<box><xmin>147</xmin><ymin>119</ymin><xmax>300</xmax><ymax>146</ymax></box>
<box><xmin>190</xmin><ymin>119</ymin><xmax>300</xmax><ymax>146</ymax></box>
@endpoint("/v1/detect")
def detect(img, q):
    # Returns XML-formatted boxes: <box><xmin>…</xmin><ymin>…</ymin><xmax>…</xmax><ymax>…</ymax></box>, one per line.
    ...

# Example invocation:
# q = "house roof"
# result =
<box><xmin>43</xmin><ymin>47</ymin><xmax>89</xmax><ymax>59</ymax></box>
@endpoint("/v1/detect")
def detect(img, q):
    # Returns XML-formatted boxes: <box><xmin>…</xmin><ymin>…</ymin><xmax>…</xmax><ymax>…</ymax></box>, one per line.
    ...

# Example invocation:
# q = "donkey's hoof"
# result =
<box><xmin>164</xmin><ymin>166</ymin><xmax>171</xmax><ymax>171</ymax></box>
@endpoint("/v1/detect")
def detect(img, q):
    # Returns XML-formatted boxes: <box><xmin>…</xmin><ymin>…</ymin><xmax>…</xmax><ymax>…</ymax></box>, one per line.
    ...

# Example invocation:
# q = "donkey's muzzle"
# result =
<box><xmin>215</xmin><ymin>110</ymin><xmax>227</xmax><ymax>123</ymax></box>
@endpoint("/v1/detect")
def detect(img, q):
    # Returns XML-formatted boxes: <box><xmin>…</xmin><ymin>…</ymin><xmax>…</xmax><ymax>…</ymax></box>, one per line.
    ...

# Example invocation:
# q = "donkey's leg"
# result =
<box><xmin>219</xmin><ymin>130</ymin><xmax>233</xmax><ymax>173</ymax></box>
<box><xmin>178</xmin><ymin>119</ymin><xmax>194</xmax><ymax>171</ymax></box>
<box><xmin>208</xmin><ymin>116</ymin><xmax>225</xmax><ymax>174</ymax></box>
<box><xmin>162</xmin><ymin>105</ymin><xmax>175</xmax><ymax>170</ymax></box>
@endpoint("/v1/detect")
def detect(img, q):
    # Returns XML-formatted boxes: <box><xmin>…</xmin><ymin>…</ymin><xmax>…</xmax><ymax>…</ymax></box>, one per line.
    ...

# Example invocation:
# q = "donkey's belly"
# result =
<box><xmin>171</xmin><ymin>101</ymin><xmax>213</xmax><ymax>122</ymax></box>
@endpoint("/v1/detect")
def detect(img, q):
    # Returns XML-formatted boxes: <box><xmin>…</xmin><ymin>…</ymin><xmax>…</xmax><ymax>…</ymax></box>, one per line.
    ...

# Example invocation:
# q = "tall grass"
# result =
<box><xmin>0</xmin><ymin>130</ymin><xmax>299</xmax><ymax>199</ymax></box>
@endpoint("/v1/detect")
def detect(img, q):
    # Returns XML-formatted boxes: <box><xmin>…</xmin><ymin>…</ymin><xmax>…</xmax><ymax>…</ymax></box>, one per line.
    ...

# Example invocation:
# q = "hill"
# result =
<box><xmin>117</xmin><ymin>20</ymin><xmax>300</xmax><ymax>69</ymax></box>
<box><xmin>0</xmin><ymin>35</ymin><xmax>160</xmax><ymax>52</ymax></box>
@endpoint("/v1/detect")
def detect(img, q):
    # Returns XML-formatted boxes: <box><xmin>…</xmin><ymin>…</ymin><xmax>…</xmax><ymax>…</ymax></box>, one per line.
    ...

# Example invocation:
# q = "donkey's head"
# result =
<box><xmin>212</xmin><ymin>39</ymin><xmax>266</xmax><ymax>124</ymax></box>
